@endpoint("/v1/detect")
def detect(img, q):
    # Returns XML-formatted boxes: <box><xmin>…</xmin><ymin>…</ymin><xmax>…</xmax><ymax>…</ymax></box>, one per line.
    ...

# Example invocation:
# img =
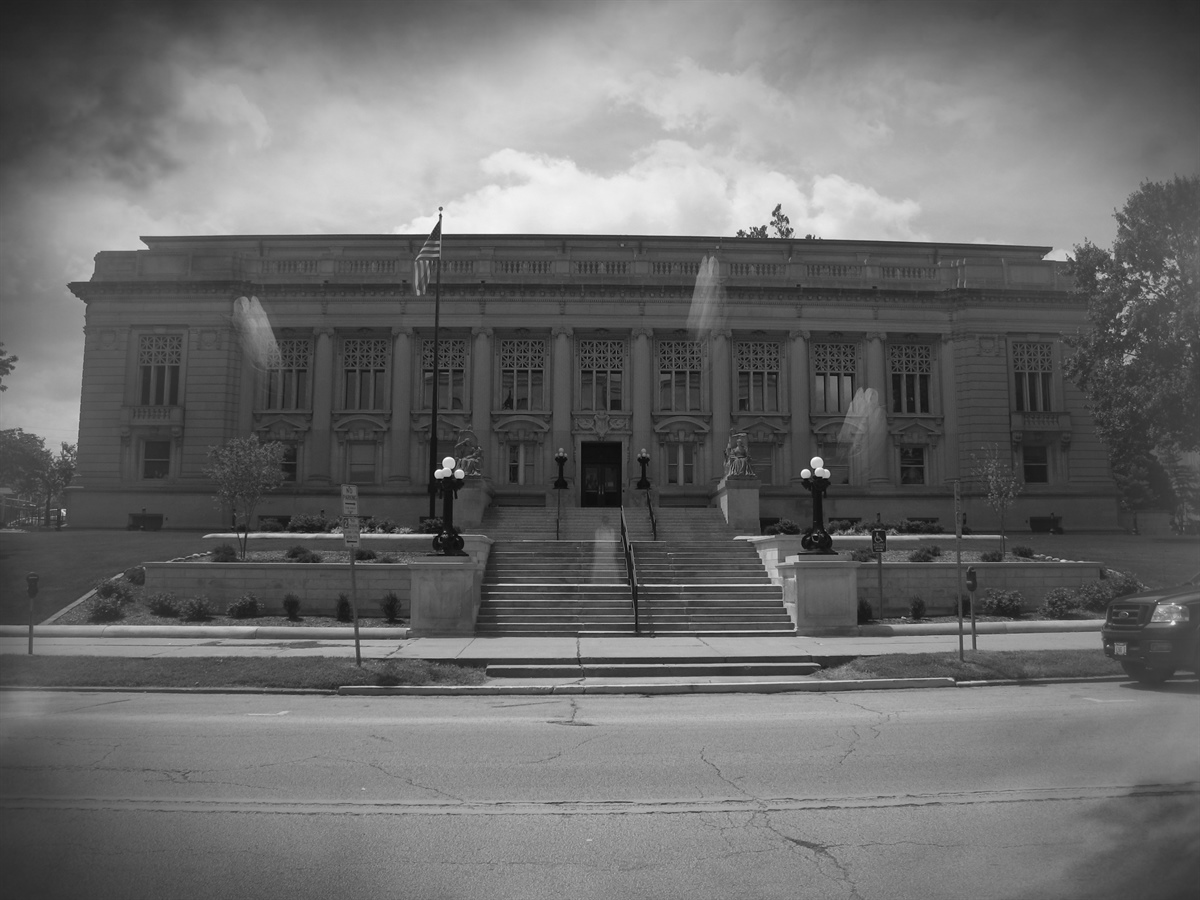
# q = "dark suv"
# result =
<box><xmin>1102</xmin><ymin>572</ymin><xmax>1200</xmax><ymax>683</ymax></box>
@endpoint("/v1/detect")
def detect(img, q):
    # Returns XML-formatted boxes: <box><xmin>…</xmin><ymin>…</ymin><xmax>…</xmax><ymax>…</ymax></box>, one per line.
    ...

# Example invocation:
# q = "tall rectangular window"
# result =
<box><xmin>348</xmin><ymin>441</ymin><xmax>376</xmax><ymax>484</ymax></box>
<box><xmin>500</xmin><ymin>339</ymin><xmax>545</xmax><ymax>410</ymax></box>
<box><xmin>1023</xmin><ymin>445</ymin><xmax>1049</xmax><ymax>483</ymax></box>
<box><xmin>813</xmin><ymin>342</ymin><xmax>857</xmax><ymax>413</ymax></box>
<box><xmin>658</xmin><ymin>340</ymin><xmax>702</xmax><ymax>412</ymax></box>
<box><xmin>280</xmin><ymin>444</ymin><xmax>298</xmax><ymax>483</ymax></box>
<box><xmin>422</xmin><ymin>339</ymin><xmax>467</xmax><ymax>410</ymax></box>
<box><xmin>142</xmin><ymin>440</ymin><xmax>171</xmax><ymax>479</ymax></box>
<box><xmin>265</xmin><ymin>339</ymin><xmax>311</xmax><ymax>410</ymax></box>
<box><xmin>579</xmin><ymin>339</ymin><xmax>624</xmax><ymax>411</ymax></box>
<box><xmin>890</xmin><ymin>345</ymin><xmax>932</xmax><ymax>414</ymax></box>
<box><xmin>506</xmin><ymin>443</ymin><xmax>535</xmax><ymax>485</ymax></box>
<box><xmin>667</xmin><ymin>444</ymin><xmax>696</xmax><ymax>485</ymax></box>
<box><xmin>735</xmin><ymin>341</ymin><xmax>780</xmax><ymax>412</ymax></box>
<box><xmin>1013</xmin><ymin>342</ymin><xmax>1054</xmax><ymax>412</ymax></box>
<box><xmin>900</xmin><ymin>447</ymin><xmax>926</xmax><ymax>485</ymax></box>
<box><xmin>343</xmin><ymin>338</ymin><xmax>389</xmax><ymax>410</ymax></box>
<box><xmin>138</xmin><ymin>335</ymin><xmax>181</xmax><ymax>406</ymax></box>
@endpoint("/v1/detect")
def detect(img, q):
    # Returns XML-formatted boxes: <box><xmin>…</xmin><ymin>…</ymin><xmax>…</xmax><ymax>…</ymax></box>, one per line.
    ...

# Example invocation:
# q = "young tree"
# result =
<box><xmin>972</xmin><ymin>444</ymin><xmax>1023</xmax><ymax>557</ymax></box>
<box><xmin>1066</xmin><ymin>176</ymin><xmax>1200</xmax><ymax>500</ymax></box>
<box><xmin>204</xmin><ymin>436</ymin><xmax>286</xmax><ymax>559</ymax></box>
<box><xmin>737</xmin><ymin>203</ymin><xmax>796</xmax><ymax>239</ymax></box>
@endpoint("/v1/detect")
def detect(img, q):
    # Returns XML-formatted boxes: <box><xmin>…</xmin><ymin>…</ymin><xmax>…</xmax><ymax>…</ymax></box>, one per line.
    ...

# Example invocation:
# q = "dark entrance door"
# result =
<box><xmin>580</xmin><ymin>442</ymin><xmax>622</xmax><ymax>507</ymax></box>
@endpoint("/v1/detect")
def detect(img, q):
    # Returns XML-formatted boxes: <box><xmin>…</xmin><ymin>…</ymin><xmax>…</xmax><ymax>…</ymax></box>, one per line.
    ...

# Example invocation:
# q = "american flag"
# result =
<box><xmin>414</xmin><ymin>220</ymin><xmax>441</xmax><ymax>296</ymax></box>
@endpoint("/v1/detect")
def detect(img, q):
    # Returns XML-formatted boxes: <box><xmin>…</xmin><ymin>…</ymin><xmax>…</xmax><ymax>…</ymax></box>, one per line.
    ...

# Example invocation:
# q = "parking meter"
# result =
<box><xmin>26</xmin><ymin>572</ymin><xmax>39</xmax><ymax>597</ymax></box>
<box><xmin>965</xmin><ymin>567</ymin><xmax>977</xmax><ymax>593</ymax></box>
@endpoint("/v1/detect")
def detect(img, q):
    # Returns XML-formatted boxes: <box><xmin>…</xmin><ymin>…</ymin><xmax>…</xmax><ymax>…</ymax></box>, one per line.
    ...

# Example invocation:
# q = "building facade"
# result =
<box><xmin>66</xmin><ymin>233</ymin><xmax>1119</xmax><ymax>531</ymax></box>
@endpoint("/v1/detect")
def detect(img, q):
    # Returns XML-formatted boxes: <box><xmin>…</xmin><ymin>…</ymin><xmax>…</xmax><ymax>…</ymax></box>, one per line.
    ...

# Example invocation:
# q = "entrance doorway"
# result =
<box><xmin>580</xmin><ymin>442</ymin><xmax>622</xmax><ymax>507</ymax></box>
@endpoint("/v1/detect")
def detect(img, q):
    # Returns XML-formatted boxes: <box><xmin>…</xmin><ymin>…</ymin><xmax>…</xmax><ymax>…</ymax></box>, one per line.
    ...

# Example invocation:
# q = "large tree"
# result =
<box><xmin>204</xmin><ymin>436</ymin><xmax>286</xmax><ymax>559</ymax></box>
<box><xmin>1066</xmin><ymin>176</ymin><xmax>1199</xmax><ymax>453</ymax></box>
<box><xmin>0</xmin><ymin>429</ymin><xmax>75</xmax><ymax>525</ymax></box>
<box><xmin>0</xmin><ymin>342</ymin><xmax>16</xmax><ymax>391</ymax></box>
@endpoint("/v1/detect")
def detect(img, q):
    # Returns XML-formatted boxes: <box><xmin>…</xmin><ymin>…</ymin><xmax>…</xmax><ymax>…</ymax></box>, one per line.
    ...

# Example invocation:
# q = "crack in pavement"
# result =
<box><xmin>753</xmin><ymin>810</ymin><xmax>863</xmax><ymax>900</ymax></box>
<box><xmin>830</xmin><ymin>694</ymin><xmax>896</xmax><ymax>766</ymax></box>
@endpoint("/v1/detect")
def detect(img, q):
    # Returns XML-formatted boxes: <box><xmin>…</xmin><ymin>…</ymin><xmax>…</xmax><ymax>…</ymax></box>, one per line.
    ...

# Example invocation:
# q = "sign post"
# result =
<box><xmin>341</xmin><ymin>485</ymin><xmax>362</xmax><ymax>667</ymax></box>
<box><xmin>25</xmin><ymin>572</ymin><xmax>39</xmax><ymax>655</ymax></box>
<box><xmin>870</xmin><ymin>527</ymin><xmax>887</xmax><ymax>620</ymax></box>
<box><xmin>953</xmin><ymin>479</ymin><xmax>964</xmax><ymax>661</ymax></box>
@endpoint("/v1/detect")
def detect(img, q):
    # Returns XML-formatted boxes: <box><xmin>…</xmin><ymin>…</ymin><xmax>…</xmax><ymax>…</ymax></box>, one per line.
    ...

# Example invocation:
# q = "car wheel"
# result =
<box><xmin>1120</xmin><ymin>662</ymin><xmax>1175</xmax><ymax>684</ymax></box>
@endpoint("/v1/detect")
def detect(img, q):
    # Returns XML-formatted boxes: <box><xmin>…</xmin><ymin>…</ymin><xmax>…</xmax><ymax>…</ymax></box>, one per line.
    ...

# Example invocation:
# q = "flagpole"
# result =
<box><xmin>428</xmin><ymin>208</ymin><xmax>443</xmax><ymax>519</ymax></box>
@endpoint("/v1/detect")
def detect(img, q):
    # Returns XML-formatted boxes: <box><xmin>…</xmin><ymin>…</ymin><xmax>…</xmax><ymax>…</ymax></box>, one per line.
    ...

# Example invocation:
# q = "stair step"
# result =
<box><xmin>486</xmin><ymin>662</ymin><xmax>821</xmax><ymax>678</ymax></box>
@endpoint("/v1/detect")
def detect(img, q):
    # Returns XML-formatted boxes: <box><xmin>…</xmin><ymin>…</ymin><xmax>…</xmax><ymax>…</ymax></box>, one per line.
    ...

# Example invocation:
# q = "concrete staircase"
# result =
<box><xmin>476</xmin><ymin>506</ymin><xmax>793</xmax><ymax>636</ymax></box>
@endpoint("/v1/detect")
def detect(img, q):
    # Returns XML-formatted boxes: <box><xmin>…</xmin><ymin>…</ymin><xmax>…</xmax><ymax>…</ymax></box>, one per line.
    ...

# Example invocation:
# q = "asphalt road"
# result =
<box><xmin>2</xmin><ymin>682</ymin><xmax>1197</xmax><ymax>900</ymax></box>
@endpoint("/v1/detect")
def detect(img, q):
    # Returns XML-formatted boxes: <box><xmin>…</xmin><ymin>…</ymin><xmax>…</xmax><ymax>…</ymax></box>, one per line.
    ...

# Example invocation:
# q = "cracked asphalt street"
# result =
<box><xmin>2</xmin><ymin>681</ymin><xmax>1197</xmax><ymax>900</ymax></box>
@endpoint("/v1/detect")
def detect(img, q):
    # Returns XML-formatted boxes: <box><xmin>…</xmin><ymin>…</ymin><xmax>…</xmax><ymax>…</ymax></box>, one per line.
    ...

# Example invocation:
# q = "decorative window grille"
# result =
<box><xmin>1023</xmin><ymin>445</ymin><xmax>1049</xmax><ymax>483</ymax></box>
<box><xmin>138</xmin><ymin>335</ymin><xmax>182</xmax><ymax>406</ymax></box>
<box><xmin>507</xmin><ymin>443</ymin><xmax>535</xmax><ymax>485</ymax></box>
<box><xmin>889</xmin><ymin>345</ymin><xmax>932</xmax><ymax>414</ymax></box>
<box><xmin>735</xmin><ymin>341</ymin><xmax>780</xmax><ymax>412</ymax></box>
<box><xmin>900</xmin><ymin>447</ymin><xmax>926</xmax><ymax>485</ymax></box>
<box><xmin>265</xmin><ymin>339</ymin><xmax>311</xmax><ymax>410</ymax></box>
<box><xmin>813</xmin><ymin>342</ymin><xmax>857</xmax><ymax>413</ymax></box>
<box><xmin>658</xmin><ymin>340</ymin><xmax>703</xmax><ymax>412</ymax></box>
<box><xmin>1013</xmin><ymin>342</ymin><xmax>1054</xmax><ymax>412</ymax></box>
<box><xmin>500</xmin><ymin>339</ymin><xmax>546</xmax><ymax>411</ymax></box>
<box><xmin>342</xmin><ymin>338</ymin><xmax>389</xmax><ymax>410</ymax></box>
<box><xmin>578</xmin><ymin>339</ymin><xmax>624</xmax><ymax>411</ymax></box>
<box><xmin>667</xmin><ymin>444</ymin><xmax>696</xmax><ymax>485</ymax></box>
<box><xmin>421</xmin><ymin>339</ymin><xmax>468</xmax><ymax>410</ymax></box>
<box><xmin>142</xmin><ymin>440</ymin><xmax>171</xmax><ymax>479</ymax></box>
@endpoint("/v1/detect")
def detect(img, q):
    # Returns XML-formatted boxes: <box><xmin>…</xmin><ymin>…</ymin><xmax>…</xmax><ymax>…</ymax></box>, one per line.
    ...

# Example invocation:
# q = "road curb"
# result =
<box><xmin>336</xmin><ymin>677</ymin><xmax>959</xmax><ymax>696</ymax></box>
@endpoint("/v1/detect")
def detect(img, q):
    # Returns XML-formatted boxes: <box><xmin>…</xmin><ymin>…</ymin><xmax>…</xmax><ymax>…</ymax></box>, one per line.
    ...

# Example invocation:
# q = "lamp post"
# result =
<box><xmin>800</xmin><ymin>455</ymin><xmax>834</xmax><ymax>553</ymax></box>
<box><xmin>553</xmin><ymin>448</ymin><xmax>568</xmax><ymax>541</ymax></box>
<box><xmin>636</xmin><ymin>447</ymin><xmax>651</xmax><ymax>490</ymax></box>
<box><xmin>432</xmin><ymin>455</ymin><xmax>467</xmax><ymax>556</ymax></box>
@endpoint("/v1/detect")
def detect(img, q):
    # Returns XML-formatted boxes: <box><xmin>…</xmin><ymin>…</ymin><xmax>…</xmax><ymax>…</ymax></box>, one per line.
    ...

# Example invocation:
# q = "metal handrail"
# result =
<box><xmin>645</xmin><ymin>491</ymin><xmax>657</xmax><ymax>541</ymax></box>
<box><xmin>619</xmin><ymin>507</ymin><xmax>640</xmax><ymax>634</ymax></box>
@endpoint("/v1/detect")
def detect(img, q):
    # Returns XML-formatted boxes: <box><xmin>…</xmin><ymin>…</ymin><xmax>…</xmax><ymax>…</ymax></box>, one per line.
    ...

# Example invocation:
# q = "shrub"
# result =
<box><xmin>123</xmin><ymin>565</ymin><xmax>146</xmax><ymax>585</ymax></box>
<box><xmin>907</xmin><ymin>547</ymin><xmax>938</xmax><ymax>562</ymax></box>
<box><xmin>1011</xmin><ymin>545</ymin><xmax>1035</xmax><ymax>559</ymax></box>
<box><xmin>336</xmin><ymin>592</ymin><xmax>354</xmax><ymax>622</ymax></box>
<box><xmin>259</xmin><ymin>517</ymin><xmax>286</xmax><ymax>532</ymax></box>
<box><xmin>145</xmin><ymin>592</ymin><xmax>179</xmax><ymax>617</ymax></box>
<box><xmin>282</xmin><ymin>593</ymin><xmax>301</xmax><ymax>620</ymax></box>
<box><xmin>899</xmin><ymin>519</ymin><xmax>944</xmax><ymax>535</ymax></box>
<box><xmin>226</xmin><ymin>594</ymin><xmax>261</xmax><ymax>618</ymax></box>
<box><xmin>979</xmin><ymin>550</ymin><xmax>1004</xmax><ymax>563</ymax></box>
<box><xmin>88</xmin><ymin>597</ymin><xmax>125</xmax><ymax>622</ymax></box>
<box><xmin>179</xmin><ymin>596</ymin><xmax>212</xmax><ymax>621</ymax></box>
<box><xmin>764</xmin><ymin>518</ymin><xmax>802</xmax><ymax>535</ymax></box>
<box><xmin>286</xmin><ymin>513</ymin><xmax>332</xmax><ymax>533</ymax></box>
<box><xmin>210</xmin><ymin>543</ymin><xmax>239</xmax><ymax>562</ymax></box>
<box><xmin>379</xmin><ymin>554</ymin><xmax>397</xmax><ymax>563</ymax></box>
<box><xmin>857</xmin><ymin>597</ymin><xmax>874</xmax><ymax>624</ymax></box>
<box><xmin>354</xmin><ymin>548</ymin><xmax>378</xmax><ymax>561</ymax></box>
<box><xmin>95</xmin><ymin>578</ymin><xmax>138</xmax><ymax>604</ymax></box>
<box><xmin>1104</xmin><ymin>569</ymin><xmax>1142</xmax><ymax>597</ymax></box>
<box><xmin>980</xmin><ymin>588</ymin><xmax>1023</xmax><ymax>618</ymax></box>
<box><xmin>420</xmin><ymin>517</ymin><xmax>444</xmax><ymax>535</ymax></box>
<box><xmin>907</xmin><ymin>596</ymin><xmax>927</xmax><ymax>620</ymax></box>
<box><xmin>1075</xmin><ymin>580</ymin><xmax>1116</xmax><ymax>613</ymax></box>
<box><xmin>849</xmin><ymin>549</ymin><xmax>874</xmax><ymax>563</ymax></box>
<box><xmin>1039</xmin><ymin>587</ymin><xmax>1080</xmax><ymax>619</ymax></box>
<box><xmin>285</xmin><ymin>545</ymin><xmax>323</xmax><ymax>563</ymax></box>
<box><xmin>379</xmin><ymin>591</ymin><xmax>402</xmax><ymax>622</ymax></box>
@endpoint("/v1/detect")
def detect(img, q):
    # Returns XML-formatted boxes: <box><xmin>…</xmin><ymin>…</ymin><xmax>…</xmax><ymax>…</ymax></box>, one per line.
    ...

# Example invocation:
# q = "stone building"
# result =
<box><xmin>65</xmin><ymin>232</ymin><xmax>1118</xmax><ymax>532</ymax></box>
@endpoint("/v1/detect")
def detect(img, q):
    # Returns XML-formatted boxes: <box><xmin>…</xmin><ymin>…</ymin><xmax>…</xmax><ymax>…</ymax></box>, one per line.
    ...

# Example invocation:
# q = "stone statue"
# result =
<box><xmin>454</xmin><ymin>429</ymin><xmax>483</xmax><ymax>477</ymax></box>
<box><xmin>724</xmin><ymin>430</ymin><xmax>754</xmax><ymax>477</ymax></box>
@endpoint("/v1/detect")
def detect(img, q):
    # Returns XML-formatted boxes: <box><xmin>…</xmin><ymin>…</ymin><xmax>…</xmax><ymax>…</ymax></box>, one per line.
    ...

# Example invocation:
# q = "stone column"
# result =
<box><xmin>309</xmin><ymin>328</ymin><xmax>334</xmax><ymax>483</ymax></box>
<box><xmin>387</xmin><ymin>327</ymin><xmax>413</xmax><ymax>483</ymax></box>
<box><xmin>865</xmin><ymin>332</ymin><xmax>890</xmax><ymax>486</ymax></box>
<box><xmin>551</xmin><ymin>325</ymin><xmax>574</xmax><ymax>480</ymax></box>
<box><xmin>710</xmin><ymin>329</ymin><xmax>732</xmax><ymax>482</ymax></box>
<box><xmin>788</xmin><ymin>329</ymin><xmax>810</xmax><ymax>483</ymax></box>
<box><xmin>471</xmin><ymin>327</ymin><xmax>493</xmax><ymax>475</ymax></box>
<box><xmin>631</xmin><ymin>327</ymin><xmax>653</xmax><ymax>477</ymax></box>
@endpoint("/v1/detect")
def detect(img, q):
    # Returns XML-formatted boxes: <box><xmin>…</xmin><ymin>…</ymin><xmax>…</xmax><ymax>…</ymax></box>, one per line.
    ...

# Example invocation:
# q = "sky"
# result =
<box><xmin>1</xmin><ymin>0</ymin><xmax>1197</xmax><ymax>450</ymax></box>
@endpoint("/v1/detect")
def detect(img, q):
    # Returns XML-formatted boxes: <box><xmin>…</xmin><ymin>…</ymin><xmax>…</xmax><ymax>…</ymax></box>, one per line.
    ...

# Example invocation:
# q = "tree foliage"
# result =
<box><xmin>971</xmin><ymin>443</ymin><xmax>1022</xmax><ymax>556</ymax></box>
<box><xmin>204</xmin><ymin>436</ymin><xmax>286</xmax><ymax>559</ymax></box>
<box><xmin>1066</xmin><ymin>176</ymin><xmax>1200</xmax><ymax>453</ymax></box>
<box><xmin>737</xmin><ymin>204</ymin><xmax>800</xmax><ymax>239</ymax></box>
<box><xmin>0</xmin><ymin>429</ymin><xmax>75</xmax><ymax>523</ymax></box>
<box><xmin>0</xmin><ymin>342</ymin><xmax>15</xmax><ymax>391</ymax></box>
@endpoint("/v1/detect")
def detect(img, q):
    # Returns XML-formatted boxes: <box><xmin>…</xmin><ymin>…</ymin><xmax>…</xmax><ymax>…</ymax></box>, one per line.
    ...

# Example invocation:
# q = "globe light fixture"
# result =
<box><xmin>432</xmin><ymin>455</ymin><xmax>467</xmax><ymax>556</ymax></box>
<box><xmin>800</xmin><ymin>454</ymin><xmax>835</xmax><ymax>553</ymax></box>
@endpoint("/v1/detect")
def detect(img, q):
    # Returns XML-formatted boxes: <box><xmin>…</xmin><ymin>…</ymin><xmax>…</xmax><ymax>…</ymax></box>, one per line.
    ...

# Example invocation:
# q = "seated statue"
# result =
<box><xmin>724</xmin><ymin>431</ymin><xmax>754</xmax><ymax>477</ymax></box>
<box><xmin>454</xmin><ymin>429</ymin><xmax>484</xmax><ymax>477</ymax></box>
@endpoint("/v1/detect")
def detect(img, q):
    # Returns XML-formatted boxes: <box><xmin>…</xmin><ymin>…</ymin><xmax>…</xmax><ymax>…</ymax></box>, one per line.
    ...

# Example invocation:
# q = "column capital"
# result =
<box><xmin>552</xmin><ymin>325</ymin><xmax>574</xmax><ymax>338</ymax></box>
<box><xmin>788</xmin><ymin>329</ymin><xmax>810</xmax><ymax>341</ymax></box>
<box><xmin>711</xmin><ymin>328</ymin><xmax>733</xmax><ymax>341</ymax></box>
<box><xmin>866</xmin><ymin>331</ymin><xmax>888</xmax><ymax>342</ymax></box>
<box><xmin>472</xmin><ymin>326</ymin><xmax>494</xmax><ymax>338</ymax></box>
<box><xmin>316</xmin><ymin>327</ymin><xmax>335</xmax><ymax>339</ymax></box>
<box><xmin>391</xmin><ymin>326</ymin><xmax>414</xmax><ymax>337</ymax></box>
<box><xmin>632</xmin><ymin>326</ymin><xmax>654</xmax><ymax>340</ymax></box>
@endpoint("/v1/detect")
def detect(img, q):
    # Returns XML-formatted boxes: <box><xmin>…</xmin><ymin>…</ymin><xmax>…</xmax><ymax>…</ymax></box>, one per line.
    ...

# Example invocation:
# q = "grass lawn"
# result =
<box><xmin>0</xmin><ymin>655</ymin><xmax>487</xmax><ymax>690</ymax></box>
<box><xmin>812</xmin><ymin>649</ymin><xmax>1126</xmax><ymax>682</ymax></box>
